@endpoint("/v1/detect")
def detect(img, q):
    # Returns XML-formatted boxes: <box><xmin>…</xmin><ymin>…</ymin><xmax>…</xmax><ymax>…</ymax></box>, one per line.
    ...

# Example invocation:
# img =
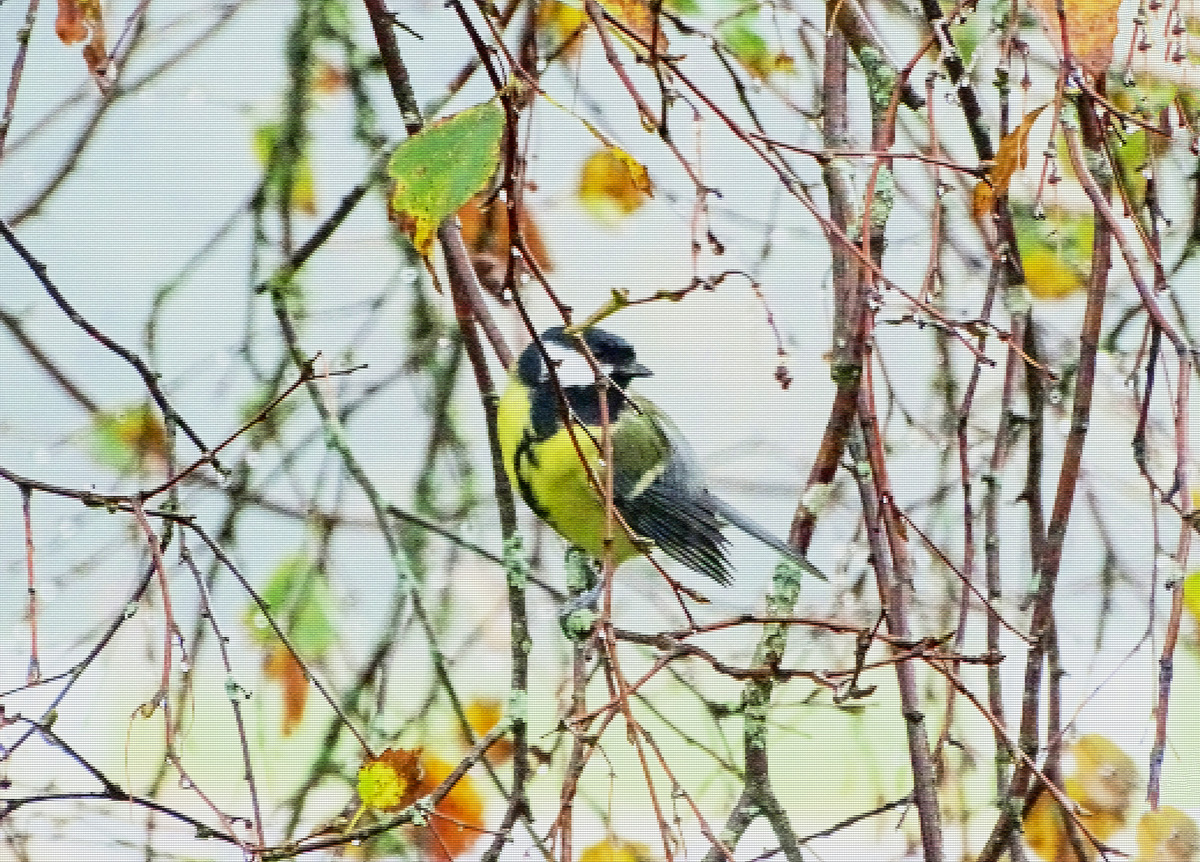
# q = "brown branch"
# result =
<box><xmin>21</xmin><ymin>485</ymin><xmax>39</xmax><ymax>684</ymax></box>
<box><xmin>0</xmin><ymin>0</ymin><xmax>40</xmax><ymax>160</ymax></box>
<box><xmin>1148</xmin><ymin>349</ymin><xmax>1193</xmax><ymax>805</ymax></box>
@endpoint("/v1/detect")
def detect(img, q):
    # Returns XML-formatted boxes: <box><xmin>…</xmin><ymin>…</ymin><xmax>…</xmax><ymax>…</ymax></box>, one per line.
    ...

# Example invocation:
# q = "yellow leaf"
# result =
<box><xmin>1024</xmin><ymin>248</ymin><xmax>1084</xmax><ymax>300</ymax></box>
<box><xmin>357</xmin><ymin>748</ymin><xmax>424</xmax><ymax>812</ymax></box>
<box><xmin>1023</xmin><ymin>791</ymin><xmax>1072</xmax><ymax>862</ymax></box>
<box><xmin>972</xmin><ymin>105</ymin><xmax>1047</xmax><ymax>221</ymax></box>
<box><xmin>578</xmin><ymin>147</ymin><xmax>652</xmax><ymax>220</ymax></box>
<box><xmin>1136</xmin><ymin>806</ymin><xmax>1199</xmax><ymax>862</ymax></box>
<box><xmin>1069</xmin><ymin>733</ymin><xmax>1137</xmax><ymax>814</ymax></box>
<box><xmin>580</xmin><ymin>838</ymin><xmax>657</xmax><ymax>862</ymax></box>
<box><xmin>462</xmin><ymin>697</ymin><xmax>513</xmax><ymax>763</ymax></box>
<box><xmin>90</xmin><ymin>405</ymin><xmax>169</xmax><ymax>472</ymax></box>
<box><xmin>537</xmin><ymin>0</ymin><xmax>589</xmax><ymax>62</ymax></box>
<box><xmin>253</xmin><ymin>124</ymin><xmax>319</xmax><ymax>215</ymax></box>
<box><xmin>1184</xmin><ymin>571</ymin><xmax>1200</xmax><ymax>632</ymax></box>
<box><xmin>1028</xmin><ymin>0</ymin><xmax>1120</xmax><ymax>78</ymax></box>
<box><xmin>1023</xmin><ymin>734</ymin><xmax>1138</xmax><ymax>862</ymax></box>
<box><xmin>610</xmin><ymin>147</ymin><xmax>654</xmax><ymax>195</ymax></box>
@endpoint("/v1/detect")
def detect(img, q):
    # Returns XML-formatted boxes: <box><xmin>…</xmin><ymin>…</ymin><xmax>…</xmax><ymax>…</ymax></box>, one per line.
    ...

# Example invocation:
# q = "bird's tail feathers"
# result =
<box><xmin>709</xmin><ymin>496</ymin><xmax>827</xmax><ymax>581</ymax></box>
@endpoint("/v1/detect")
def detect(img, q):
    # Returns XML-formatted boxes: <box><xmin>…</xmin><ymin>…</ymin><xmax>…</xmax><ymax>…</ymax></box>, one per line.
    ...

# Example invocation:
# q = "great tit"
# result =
<box><xmin>496</xmin><ymin>326</ymin><xmax>825</xmax><ymax>585</ymax></box>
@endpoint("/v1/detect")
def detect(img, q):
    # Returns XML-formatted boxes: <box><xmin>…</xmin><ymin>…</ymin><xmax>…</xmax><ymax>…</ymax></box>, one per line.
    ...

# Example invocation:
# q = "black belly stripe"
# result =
<box><xmin>513</xmin><ymin>428</ymin><xmax>551</xmax><ymax>522</ymax></box>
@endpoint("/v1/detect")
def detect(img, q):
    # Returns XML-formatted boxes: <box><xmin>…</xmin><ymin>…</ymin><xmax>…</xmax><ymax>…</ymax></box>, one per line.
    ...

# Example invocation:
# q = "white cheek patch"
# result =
<box><xmin>544</xmin><ymin>342</ymin><xmax>611</xmax><ymax>387</ymax></box>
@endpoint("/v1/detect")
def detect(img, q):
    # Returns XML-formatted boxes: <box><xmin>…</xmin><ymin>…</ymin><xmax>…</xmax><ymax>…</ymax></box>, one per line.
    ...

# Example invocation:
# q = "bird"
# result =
<box><xmin>496</xmin><ymin>325</ymin><xmax>825</xmax><ymax>585</ymax></box>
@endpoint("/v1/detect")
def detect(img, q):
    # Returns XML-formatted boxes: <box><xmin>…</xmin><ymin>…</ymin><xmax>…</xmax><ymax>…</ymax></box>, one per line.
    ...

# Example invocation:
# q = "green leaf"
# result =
<box><xmin>245</xmin><ymin>554</ymin><xmax>336</xmax><ymax>656</ymax></box>
<box><xmin>388</xmin><ymin>101</ymin><xmax>506</xmax><ymax>256</ymax></box>
<box><xmin>664</xmin><ymin>0</ymin><xmax>699</xmax><ymax>14</ymax></box>
<box><xmin>720</xmin><ymin>16</ymin><xmax>771</xmax><ymax>79</ymax></box>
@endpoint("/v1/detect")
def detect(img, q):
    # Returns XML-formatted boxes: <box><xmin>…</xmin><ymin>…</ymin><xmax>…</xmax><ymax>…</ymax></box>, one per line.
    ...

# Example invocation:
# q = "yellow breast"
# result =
<box><xmin>497</xmin><ymin>375</ymin><xmax>639</xmax><ymax>564</ymax></box>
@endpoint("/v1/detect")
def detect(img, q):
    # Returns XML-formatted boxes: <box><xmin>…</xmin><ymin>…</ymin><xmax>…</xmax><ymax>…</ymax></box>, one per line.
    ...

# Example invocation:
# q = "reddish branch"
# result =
<box><xmin>977</xmin><ymin>95</ymin><xmax>1114</xmax><ymax>862</ymax></box>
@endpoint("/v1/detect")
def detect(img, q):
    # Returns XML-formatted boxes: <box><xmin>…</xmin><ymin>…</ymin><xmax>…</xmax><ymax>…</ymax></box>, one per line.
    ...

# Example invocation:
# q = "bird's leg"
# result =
<box><xmin>559</xmin><ymin>548</ymin><xmax>603</xmax><ymax>642</ymax></box>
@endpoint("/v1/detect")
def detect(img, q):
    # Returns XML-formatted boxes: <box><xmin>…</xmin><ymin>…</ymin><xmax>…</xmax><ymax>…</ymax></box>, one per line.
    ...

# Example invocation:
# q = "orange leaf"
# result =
<box><xmin>457</xmin><ymin>195</ymin><xmax>553</xmax><ymax>299</ymax></box>
<box><xmin>599</xmin><ymin>0</ymin><xmax>668</xmax><ymax>53</ymax></box>
<box><xmin>972</xmin><ymin>105</ymin><xmax>1047</xmax><ymax>222</ymax></box>
<box><xmin>537</xmin><ymin>0</ymin><xmax>589</xmax><ymax>63</ymax></box>
<box><xmin>358</xmin><ymin>747</ymin><xmax>424</xmax><ymax>812</ymax></box>
<box><xmin>313</xmin><ymin>61</ymin><xmax>348</xmax><ymax>95</ymax></box>
<box><xmin>56</xmin><ymin>0</ymin><xmax>107</xmax><ymax>77</ymax></box>
<box><xmin>263</xmin><ymin>645</ymin><xmax>309</xmax><ymax>736</ymax></box>
<box><xmin>55</xmin><ymin>0</ymin><xmax>89</xmax><ymax>42</ymax></box>
<box><xmin>417</xmin><ymin>753</ymin><xmax>486</xmax><ymax>861</ymax></box>
<box><xmin>1028</xmin><ymin>0</ymin><xmax>1120</xmax><ymax>78</ymax></box>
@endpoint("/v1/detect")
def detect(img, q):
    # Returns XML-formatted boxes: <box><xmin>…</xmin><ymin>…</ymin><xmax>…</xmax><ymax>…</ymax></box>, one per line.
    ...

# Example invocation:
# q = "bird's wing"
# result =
<box><xmin>615</xmin><ymin>397</ymin><xmax>826</xmax><ymax>583</ymax></box>
<box><xmin>611</xmin><ymin>398</ymin><xmax>734</xmax><ymax>584</ymax></box>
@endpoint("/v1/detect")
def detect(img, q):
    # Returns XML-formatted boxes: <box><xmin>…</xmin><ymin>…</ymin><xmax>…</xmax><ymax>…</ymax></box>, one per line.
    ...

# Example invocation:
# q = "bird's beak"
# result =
<box><xmin>622</xmin><ymin>361</ymin><xmax>653</xmax><ymax>378</ymax></box>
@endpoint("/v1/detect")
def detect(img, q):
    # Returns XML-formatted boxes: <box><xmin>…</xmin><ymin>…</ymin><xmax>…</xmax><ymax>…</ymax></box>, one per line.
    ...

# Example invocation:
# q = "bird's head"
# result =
<box><xmin>516</xmin><ymin>326</ymin><xmax>653</xmax><ymax>390</ymax></box>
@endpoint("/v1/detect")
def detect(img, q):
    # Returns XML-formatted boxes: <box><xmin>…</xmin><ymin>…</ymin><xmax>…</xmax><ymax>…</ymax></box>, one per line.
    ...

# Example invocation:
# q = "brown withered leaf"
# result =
<box><xmin>1028</xmin><ymin>0</ymin><xmax>1120</xmax><ymax>78</ymax></box>
<box><xmin>972</xmin><ymin>105</ymin><xmax>1047</xmax><ymax>222</ymax></box>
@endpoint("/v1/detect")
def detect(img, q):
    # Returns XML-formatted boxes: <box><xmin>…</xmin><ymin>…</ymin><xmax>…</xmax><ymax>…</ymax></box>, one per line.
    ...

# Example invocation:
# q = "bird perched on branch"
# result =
<box><xmin>496</xmin><ymin>325</ymin><xmax>824</xmax><ymax>585</ymax></box>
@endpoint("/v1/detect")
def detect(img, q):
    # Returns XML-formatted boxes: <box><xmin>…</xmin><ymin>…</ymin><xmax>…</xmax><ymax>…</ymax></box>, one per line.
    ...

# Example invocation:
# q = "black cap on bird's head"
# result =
<box><xmin>516</xmin><ymin>326</ymin><xmax>653</xmax><ymax>388</ymax></box>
